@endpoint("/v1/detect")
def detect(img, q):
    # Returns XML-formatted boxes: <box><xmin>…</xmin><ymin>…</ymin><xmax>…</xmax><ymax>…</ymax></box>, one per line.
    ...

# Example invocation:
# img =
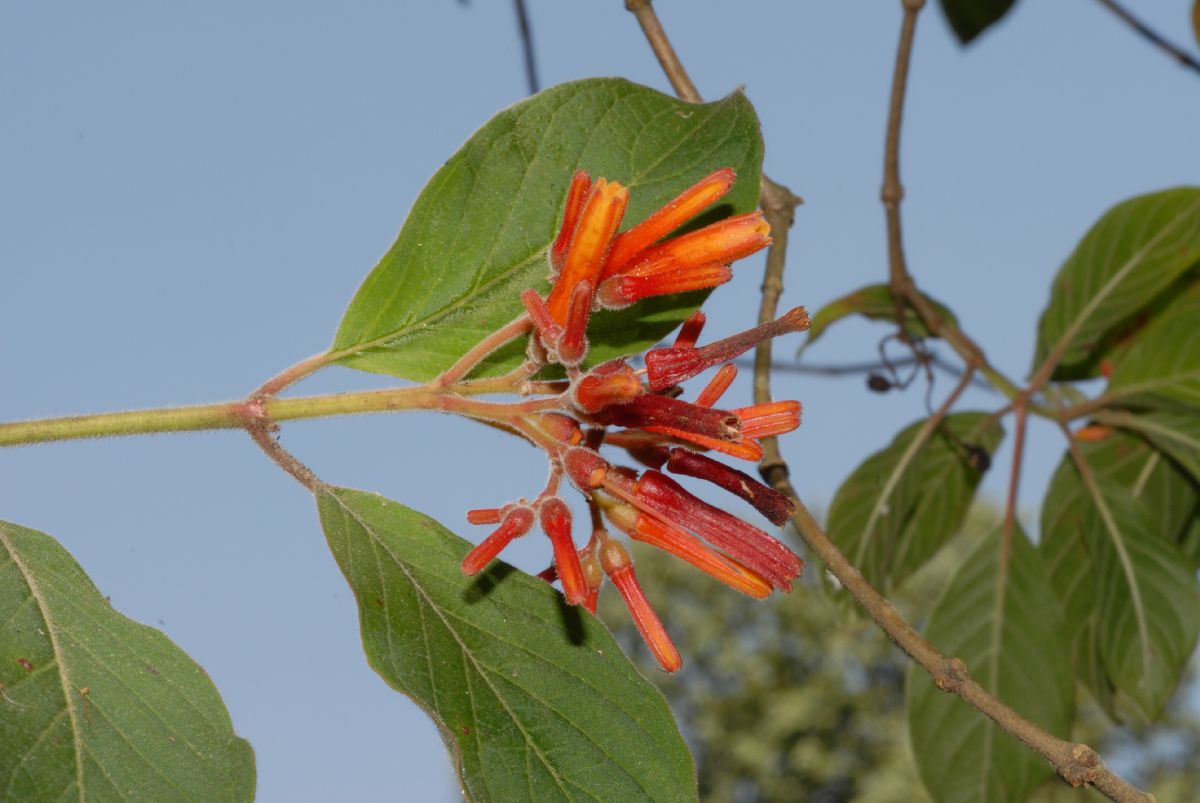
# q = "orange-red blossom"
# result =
<box><xmin>460</xmin><ymin>167</ymin><xmax>807</xmax><ymax>673</ymax></box>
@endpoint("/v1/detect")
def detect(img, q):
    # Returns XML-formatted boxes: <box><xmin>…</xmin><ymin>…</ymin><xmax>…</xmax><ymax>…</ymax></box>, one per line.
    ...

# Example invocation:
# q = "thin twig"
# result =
<box><xmin>877</xmin><ymin>0</ymin><xmax>1022</xmax><ymax>400</ymax></box>
<box><xmin>743</xmin><ymin>351</ymin><xmax>992</xmax><ymax>388</ymax></box>
<box><xmin>1094</xmin><ymin>0</ymin><xmax>1200</xmax><ymax>76</ymax></box>
<box><xmin>512</xmin><ymin>0</ymin><xmax>541</xmax><ymax>94</ymax></box>
<box><xmin>624</xmin><ymin>1</ymin><xmax>1156</xmax><ymax>799</ymax></box>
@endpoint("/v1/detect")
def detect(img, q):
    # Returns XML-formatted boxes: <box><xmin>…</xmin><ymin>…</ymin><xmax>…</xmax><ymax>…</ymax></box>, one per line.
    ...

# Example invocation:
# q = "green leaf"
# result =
<box><xmin>315</xmin><ymin>486</ymin><xmax>696</xmax><ymax>803</ymax></box>
<box><xmin>907</xmin><ymin>526</ymin><xmax>1072</xmax><ymax>803</ymax></box>
<box><xmin>1084</xmin><ymin>484</ymin><xmax>1200</xmax><ymax>722</ymax></box>
<box><xmin>826</xmin><ymin>412</ymin><xmax>1003</xmax><ymax>591</ymax></box>
<box><xmin>331</xmin><ymin>78</ymin><xmax>764</xmax><ymax>381</ymax></box>
<box><xmin>1040</xmin><ymin>432</ymin><xmax>1199</xmax><ymax>719</ymax></box>
<box><xmin>799</xmin><ymin>283</ymin><xmax>958</xmax><ymax>354</ymax></box>
<box><xmin>1031</xmin><ymin>187</ymin><xmax>1200</xmax><ymax>380</ymax></box>
<box><xmin>1102</xmin><ymin>408</ymin><xmax>1200</xmax><ymax>485</ymax></box>
<box><xmin>0</xmin><ymin>521</ymin><xmax>254</xmax><ymax>802</ymax></box>
<box><xmin>1107</xmin><ymin>283</ymin><xmax>1200</xmax><ymax>409</ymax></box>
<box><xmin>938</xmin><ymin>0</ymin><xmax>1018</xmax><ymax>44</ymax></box>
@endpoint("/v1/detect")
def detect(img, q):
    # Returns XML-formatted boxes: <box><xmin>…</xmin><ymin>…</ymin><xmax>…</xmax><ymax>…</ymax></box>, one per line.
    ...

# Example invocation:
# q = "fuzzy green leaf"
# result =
<box><xmin>1102</xmin><ymin>409</ymin><xmax>1200</xmax><ymax>485</ymax></box>
<box><xmin>315</xmin><ymin>486</ymin><xmax>696</xmax><ymax>803</ymax></box>
<box><xmin>331</xmin><ymin>78</ymin><xmax>764</xmax><ymax>381</ymax></box>
<box><xmin>1040</xmin><ymin>435</ymin><xmax>1200</xmax><ymax>723</ymax></box>
<box><xmin>1107</xmin><ymin>283</ymin><xmax>1200</xmax><ymax>409</ymax></box>
<box><xmin>799</xmin><ymin>283</ymin><xmax>958</xmax><ymax>354</ymax></box>
<box><xmin>826</xmin><ymin>412</ymin><xmax>1003</xmax><ymax>591</ymax></box>
<box><xmin>0</xmin><ymin>521</ymin><xmax>254</xmax><ymax>803</ymax></box>
<box><xmin>908</xmin><ymin>526</ymin><xmax>1072</xmax><ymax>803</ymax></box>
<box><xmin>1031</xmin><ymin>187</ymin><xmax>1200</xmax><ymax>380</ymax></box>
<box><xmin>938</xmin><ymin>0</ymin><xmax>1018</xmax><ymax>45</ymax></box>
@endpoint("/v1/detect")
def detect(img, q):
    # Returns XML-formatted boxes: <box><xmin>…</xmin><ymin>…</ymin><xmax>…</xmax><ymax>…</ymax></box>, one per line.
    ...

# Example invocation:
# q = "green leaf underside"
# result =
<box><xmin>908</xmin><ymin>526</ymin><xmax>1072</xmax><ymax>803</ymax></box>
<box><xmin>800</xmin><ymin>283</ymin><xmax>959</xmax><ymax>353</ymax></box>
<box><xmin>826</xmin><ymin>412</ymin><xmax>1004</xmax><ymax>591</ymax></box>
<box><xmin>1106</xmin><ymin>409</ymin><xmax>1200</xmax><ymax>486</ymax></box>
<box><xmin>0</xmin><ymin>521</ymin><xmax>254</xmax><ymax>803</ymax></box>
<box><xmin>938</xmin><ymin>0</ymin><xmax>1018</xmax><ymax>44</ymax></box>
<box><xmin>315</xmin><ymin>487</ymin><xmax>696</xmax><ymax>803</ymax></box>
<box><xmin>1032</xmin><ymin>187</ymin><xmax>1200</xmax><ymax>380</ymax></box>
<box><xmin>332</xmin><ymin>78</ymin><xmax>764</xmax><ymax>382</ymax></box>
<box><xmin>1040</xmin><ymin>435</ymin><xmax>1200</xmax><ymax>723</ymax></box>
<box><xmin>1107</xmin><ymin>283</ymin><xmax>1200</xmax><ymax>409</ymax></box>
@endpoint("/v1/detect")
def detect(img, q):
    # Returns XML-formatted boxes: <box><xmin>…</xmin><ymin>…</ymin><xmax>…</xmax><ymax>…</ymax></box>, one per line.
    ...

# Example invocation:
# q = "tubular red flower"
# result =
<box><xmin>631</xmin><ymin>471</ymin><xmax>802</xmax><ymax>591</ymax></box>
<box><xmin>572</xmin><ymin>360</ymin><xmax>644</xmax><ymax>414</ymax></box>
<box><xmin>550</xmin><ymin>171</ymin><xmax>591</xmax><ymax>272</ymax></box>
<box><xmin>609</xmin><ymin>210</ymin><xmax>770</xmax><ymax>280</ymax></box>
<box><xmin>602</xmin><ymin>499</ymin><xmax>772</xmax><ymax>599</ymax></box>
<box><xmin>734</xmin><ymin>400</ymin><xmax>802</xmax><ymax>439</ymax></box>
<box><xmin>694</xmin><ymin>364</ymin><xmax>737</xmax><ymax>408</ymax></box>
<box><xmin>557</xmin><ymin>279</ymin><xmax>594</xmax><ymax>366</ymax></box>
<box><xmin>462</xmin><ymin>505</ymin><xmax>536</xmax><ymax>575</ymax></box>
<box><xmin>600</xmin><ymin>395</ymin><xmax>740</xmax><ymax>442</ymax></box>
<box><xmin>546</xmin><ymin>178</ymin><xmax>628</xmax><ymax>324</ymax></box>
<box><xmin>644</xmin><ymin>306</ymin><xmax>811</xmax><ymax>391</ymax></box>
<box><xmin>596</xmin><ymin>262</ymin><xmax>732</xmax><ymax>309</ymax></box>
<box><xmin>665</xmin><ymin>448</ymin><xmax>796</xmax><ymax>525</ymax></box>
<box><xmin>563</xmin><ymin>446</ymin><xmax>609</xmax><ymax>491</ymax></box>
<box><xmin>599</xmin><ymin>540</ymin><xmax>682</xmax><ymax>673</ymax></box>
<box><xmin>602</xmin><ymin>168</ymin><xmax>736</xmax><ymax>279</ymax></box>
<box><xmin>539</xmin><ymin>497</ymin><xmax>587</xmax><ymax>605</ymax></box>
<box><xmin>641</xmin><ymin>428</ymin><xmax>764</xmax><ymax>462</ymax></box>
<box><xmin>521</xmin><ymin>288</ymin><xmax>560</xmax><ymax>349</ymax></box>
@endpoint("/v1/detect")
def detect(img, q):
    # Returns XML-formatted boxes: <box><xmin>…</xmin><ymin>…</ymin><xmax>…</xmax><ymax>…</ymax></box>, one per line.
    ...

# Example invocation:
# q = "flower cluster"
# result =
<box><xmin>461</xmin><ymin>168</ymin><xmax>809</xmax><ymax>672</ymax></box>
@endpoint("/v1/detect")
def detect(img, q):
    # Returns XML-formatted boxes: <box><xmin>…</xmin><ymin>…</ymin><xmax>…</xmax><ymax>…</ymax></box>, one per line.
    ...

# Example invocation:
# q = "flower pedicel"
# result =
<box><xmin>461</xmin><ymin>167</ymin><xmax>809</xmax><ymax>672</ymax></box>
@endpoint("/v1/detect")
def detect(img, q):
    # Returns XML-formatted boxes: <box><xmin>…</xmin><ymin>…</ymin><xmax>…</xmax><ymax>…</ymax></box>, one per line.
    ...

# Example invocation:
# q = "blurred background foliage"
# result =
<box><xmin>602</xmin><ymin>503</ymin><xmax>1200</xmax><ymax>803</ymax></box>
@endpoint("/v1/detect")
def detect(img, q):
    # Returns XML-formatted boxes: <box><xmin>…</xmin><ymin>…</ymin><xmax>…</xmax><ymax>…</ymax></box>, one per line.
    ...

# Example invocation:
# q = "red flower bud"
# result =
<box><xmin>599</xmin><ymin>540</ymin><xmax>682</xmax><ymax>673</ymax></box>
<box><xmin>694</xmin><ymin>363</ymin><xmax>737</xmax><ymax>408</ymax></box>
<box><xmin>602</xmin><ymin>499</ymin><xmax>772</xmax><ymax>599</ymax></box>
<box><xmin>539</xmin><ymin>498</ymin><xmax>587</xmax><ymax>605</ymax></box>
<box><xmin>546</xmin><ymin>178</ymin><xmax>628</xmax><ymax>325</ymax></box>
<box><xmin>633</xmin><ymin>471</ymin><xmax>802</xmax><ymax>591</ymax></box>
<box><xmin>665</xmin><ymin>448</ymin><xmax>796</xmax><ymax>525</ymax></box>
<box><xmin>673</xmin><ymin>311</ymin><xmax>707</xmax><ymax>349</ymax></box>
<box><xmin>601</xmin><ymin>395</ymin><xmax>740</xmax><ymax>442</ymax></box>
<box><xmin>733</xmin><ymin>400</ymin><xmax>802</xmax><ymax>439</ymax></box>
<box><xmin>572</xmin><ymin>360</ymin><xmax>643</xmax><ymax>413</ymax></box>
<box><xmin>550</xmin><ymin>171</ymin><xmax>591</xmax><ymax>272</ymax></box>
<box><xmin>644</xmin><ymin>307</ymin><xmax>810</xmax><ymax>391</ymax></box>
<box><xmin>596</xmin><ymin>262</ymin><xmax>732</xmax><ymax>309</ymax></box>
<box><xmin>462</xmin><ymin>505</ymin><xmax>536</xmax><ymax>575</ymax></box>
<box><xmin>534</xmin><ymin>413</ymin><xmax>583</xmax><ymax>446</ymax></box>
<box><xmin>603</xmin><ymin>168</ymin><xmax>736</xmax><ymax>279</ymax></box>
<box><xmin>557</xmin><ymin>279</ymin><xmax>594</xmax><ymax>366</ymax></box>
<box><xmin>563</xmin><ymin>446</ymin><xmax>609</xmax><ymax>490</ymax></box>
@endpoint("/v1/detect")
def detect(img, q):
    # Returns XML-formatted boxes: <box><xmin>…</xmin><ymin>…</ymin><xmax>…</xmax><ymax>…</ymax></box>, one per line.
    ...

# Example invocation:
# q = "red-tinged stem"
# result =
<box><xmin>253</xmin><ymin>351</ymin><xmax>338</xmax><ymax>398</ymax></box>
<box><xmin>435</xmin><ymin>313</ymin><xmax>534</xmax><ymax>387</ymax></box>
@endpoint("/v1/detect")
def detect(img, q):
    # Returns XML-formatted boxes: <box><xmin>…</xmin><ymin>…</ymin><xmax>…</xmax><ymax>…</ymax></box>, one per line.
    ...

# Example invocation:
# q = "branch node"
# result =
<box><xmin>933</xmin><ymin>657</ymin><xmax>969</xmax><ymax>692</ymax></box>
<box><xmin>1062</xmin><ymin>743</ymin><xmax>1101</xmax><ymax>787</ymax></box>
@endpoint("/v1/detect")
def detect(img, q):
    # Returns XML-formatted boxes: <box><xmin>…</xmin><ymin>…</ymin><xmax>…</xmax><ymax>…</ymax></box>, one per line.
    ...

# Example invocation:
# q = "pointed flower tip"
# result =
<box><xmin>546</xmin><ymin>179</ymin><xmax>629</xmax><ymax>324</ymax></box>
<box><xmin>550</xmin><ymin>171</ymin><xmax>593</xmax><ymax>272</ymax></box>
<box><xmin>600</xmin><ymin>540</ymin><xmax>682</xmax><ymax>673</ymax></box>
<box><xmin>603</xmin><ymin>167</ymin><xmax>738</xmax><ymax>279</ymax></box>
<box><xmin>539</xmin><ymin>497</ymin><xmax>588</xmax><ymax>605</ymax></box>
<box><xmin>462</xmin><ymin>505</ymin><xmax>535</xmax><ymax>575</ymax></box>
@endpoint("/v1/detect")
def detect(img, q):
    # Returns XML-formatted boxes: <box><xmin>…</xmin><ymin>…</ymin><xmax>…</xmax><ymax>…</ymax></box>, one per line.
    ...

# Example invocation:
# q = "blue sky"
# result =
<box><xmin>3</xmin><ymin>2</ymin><xmax>1199</xmax><ymax>800</ymax></box>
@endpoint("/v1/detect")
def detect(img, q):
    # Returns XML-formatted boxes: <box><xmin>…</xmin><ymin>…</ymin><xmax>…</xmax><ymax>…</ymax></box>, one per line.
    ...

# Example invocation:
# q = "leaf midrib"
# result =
<box><xmin>0</xmin><ymin>528</ymin><xmax>84</xmax><ymax>803</ymax></box>
<box><xmin>323</xmin><ymin>491</ymin><xmax>667</xmax><ymax>803</ymax></box>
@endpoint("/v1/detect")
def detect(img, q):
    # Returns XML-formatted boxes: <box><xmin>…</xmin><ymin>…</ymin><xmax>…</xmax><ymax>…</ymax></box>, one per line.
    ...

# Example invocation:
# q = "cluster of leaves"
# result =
<box><xmin>803</xmin><ymin>187</ymin><xmax>1200</xmax><ymax>802</ymax></box>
